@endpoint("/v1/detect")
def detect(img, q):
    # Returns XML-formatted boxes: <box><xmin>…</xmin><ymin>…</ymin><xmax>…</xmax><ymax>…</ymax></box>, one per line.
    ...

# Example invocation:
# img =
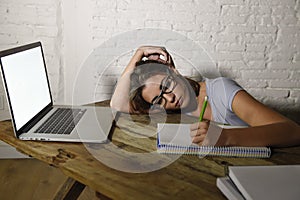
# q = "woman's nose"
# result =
<box><xmin>163</xmin><ymin>93</ymin><xmax>175</xmax><ymax>103</ymax></box>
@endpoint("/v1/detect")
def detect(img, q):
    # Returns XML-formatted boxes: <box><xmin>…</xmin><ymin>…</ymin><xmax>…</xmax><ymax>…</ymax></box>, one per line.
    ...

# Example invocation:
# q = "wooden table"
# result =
<box><xmin>0</xmin><ymin>101</ymin><xmax>300</xmax><ymax>200</ymax></box>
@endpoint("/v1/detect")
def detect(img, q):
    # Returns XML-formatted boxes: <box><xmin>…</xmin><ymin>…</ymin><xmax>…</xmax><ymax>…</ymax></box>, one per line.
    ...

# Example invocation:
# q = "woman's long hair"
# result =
<box><xmin>129</xmin><ymin>60</ymin><xmax>200</xmax><ymax>113</ymax></box>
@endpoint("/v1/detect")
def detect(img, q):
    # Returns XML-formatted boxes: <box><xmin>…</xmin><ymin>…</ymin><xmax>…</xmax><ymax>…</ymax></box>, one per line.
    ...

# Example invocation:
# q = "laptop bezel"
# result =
<box><xmin>0</xmin><ymin>42</ymin><xmax>54</xmax><ymax>138</ymax></box>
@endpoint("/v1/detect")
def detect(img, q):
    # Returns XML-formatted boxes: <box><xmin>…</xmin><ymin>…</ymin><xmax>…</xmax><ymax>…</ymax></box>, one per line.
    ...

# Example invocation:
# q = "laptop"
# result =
<box><xmin>0</xmin><ymin>42</ymin><xmax>115</xmax><ymax>143</ymax></box>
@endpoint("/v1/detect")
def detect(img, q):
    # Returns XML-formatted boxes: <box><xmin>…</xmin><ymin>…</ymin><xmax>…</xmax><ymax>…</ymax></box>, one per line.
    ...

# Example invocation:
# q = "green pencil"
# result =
<box><xmin>199</xmin><ymin>96</ymin><xmax>208</xmax><ymax>122</ymax></box>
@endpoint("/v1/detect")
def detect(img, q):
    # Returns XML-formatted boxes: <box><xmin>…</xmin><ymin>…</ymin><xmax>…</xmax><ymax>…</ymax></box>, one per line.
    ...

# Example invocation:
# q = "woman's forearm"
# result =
<box><xmin>110</xmin><ymin>50</ymin><xmax>141</xmax><ymax>111</ymax></box>
<box><xmin>110</xmin><ymin>71</ymin><xmax>133</xmax><ymax>112</ymax></box>
<box><xmin>220</xmin><ymin>121</ymin><xmax>300</xmax><ymax>147</ymax></box>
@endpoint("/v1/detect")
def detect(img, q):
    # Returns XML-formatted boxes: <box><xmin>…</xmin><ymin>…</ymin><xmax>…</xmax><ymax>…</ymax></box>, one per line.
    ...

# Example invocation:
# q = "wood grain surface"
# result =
<box><xmin>0</xmin><ymin>100</ymin><xmax>299</xmax><ymax>199</ymax></box>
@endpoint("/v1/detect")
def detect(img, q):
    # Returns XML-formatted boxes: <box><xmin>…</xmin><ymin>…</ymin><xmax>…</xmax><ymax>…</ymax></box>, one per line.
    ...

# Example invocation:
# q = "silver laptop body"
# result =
<box><xmin>0</xmin><ymin>42</ymin><xmax>114</xmax><ymax>143</ymax></box>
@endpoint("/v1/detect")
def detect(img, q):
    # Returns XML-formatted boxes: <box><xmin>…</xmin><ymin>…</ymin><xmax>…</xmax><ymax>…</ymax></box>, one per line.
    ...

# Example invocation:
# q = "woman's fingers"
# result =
<box><xmin>147</xmin><ymin>54</ymin><xmax>160</xmax><ymax>60</ymax></box>
<box><xmin>136</xmin><ymin>46</ymin><xmax>177</xmax><ymax>69</ymax></box>
<box><xmin>141</xmin><ymin>46</ymin><xmax>167</xmax><ymax>56</ymax></box>
<box><xmin>191</xmin><ymin>134</ymin><xmax>206</xmax><ymax>144</ymax></box>
<box><xmin>190</xmin><ymin>128</ymin><xmax>207</xmax><ymax>137</ymax></box>
<box><xmin>190</xmin><ymin>121</ymin><xmax>210</xmax><ymax>132</ymax></box>
<box><xmin>138</xmin><ymin>46</ymin><xmax>169</xmax><ymax>63</ymax></box>
<box><xmin>190</xmin><ymin>121</ymin><xmax>210</xmax><ymax>145</ymax></box>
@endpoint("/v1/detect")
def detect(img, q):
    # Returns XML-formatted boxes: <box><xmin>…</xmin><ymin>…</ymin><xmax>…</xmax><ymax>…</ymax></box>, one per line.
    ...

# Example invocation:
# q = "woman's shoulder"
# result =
<box><xmin>205</xmin><ymin>77</ymin><xmax>244</xmax><ymax>103</ymax></box>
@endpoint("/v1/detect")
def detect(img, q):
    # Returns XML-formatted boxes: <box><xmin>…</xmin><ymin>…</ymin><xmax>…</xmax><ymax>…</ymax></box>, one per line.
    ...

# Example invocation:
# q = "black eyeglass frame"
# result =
<box><xmin>151</xmin><ymin>73</ymin><xmax>177</xmax><ymax>107</ymax></box>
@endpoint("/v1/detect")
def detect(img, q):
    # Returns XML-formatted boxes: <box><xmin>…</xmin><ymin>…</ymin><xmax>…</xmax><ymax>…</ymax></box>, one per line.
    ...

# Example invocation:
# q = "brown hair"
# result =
<box><xmin>129</xmin><ymin>60</ymin><xmax>200</xmax><ymax>113</ymax></box>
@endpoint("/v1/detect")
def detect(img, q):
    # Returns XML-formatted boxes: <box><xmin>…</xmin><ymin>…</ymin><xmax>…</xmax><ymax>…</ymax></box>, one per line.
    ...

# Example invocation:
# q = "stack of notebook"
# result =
<box><xmin>217</xmin><ymin>165</ymin><xmax>300</xmax><ymax>200</ymax></box>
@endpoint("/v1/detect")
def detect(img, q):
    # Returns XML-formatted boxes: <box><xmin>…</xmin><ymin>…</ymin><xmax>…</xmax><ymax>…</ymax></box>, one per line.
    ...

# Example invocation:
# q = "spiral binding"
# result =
<box><xmin>157</xmin><ymin>144</ymin><xmax>271</xmax><ymax>158</ymax></box>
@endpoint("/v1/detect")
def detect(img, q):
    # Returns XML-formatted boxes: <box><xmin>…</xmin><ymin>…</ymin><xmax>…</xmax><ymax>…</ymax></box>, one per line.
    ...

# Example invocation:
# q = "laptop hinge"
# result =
<box><xmin>21</xmin><ymin>105</ymin><xmax>53</xmax><ymax>133</ymax></box>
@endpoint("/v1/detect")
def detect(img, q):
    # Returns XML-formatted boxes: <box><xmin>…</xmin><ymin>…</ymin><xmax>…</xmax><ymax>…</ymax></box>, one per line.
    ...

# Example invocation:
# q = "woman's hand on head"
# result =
<box><xmin>136</xmin><ymin>46</ymin><xmax>175</xmax><ymax>68</ymax></box>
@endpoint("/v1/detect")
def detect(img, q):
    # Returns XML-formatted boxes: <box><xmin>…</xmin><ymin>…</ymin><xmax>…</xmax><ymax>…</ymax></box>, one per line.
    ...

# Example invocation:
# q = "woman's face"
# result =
<box><xmin>141</xmin><ymin>74</ymin><xmax>191</xmax><ymax>110</ymax></box>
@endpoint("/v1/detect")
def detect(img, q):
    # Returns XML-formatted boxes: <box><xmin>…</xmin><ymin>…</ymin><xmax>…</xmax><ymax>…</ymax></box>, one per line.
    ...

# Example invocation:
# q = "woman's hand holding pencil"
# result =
<box><xmin>190</xmin><ymin>96</ymin><xmax>210</xmax><ymax>145</ymax></box>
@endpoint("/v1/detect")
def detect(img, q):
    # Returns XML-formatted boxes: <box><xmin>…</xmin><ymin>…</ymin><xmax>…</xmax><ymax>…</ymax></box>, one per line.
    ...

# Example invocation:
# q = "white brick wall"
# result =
<box><xmin>0</xmin><ymin>0</ymin><xmax>64</xmax><ymax>118</ymax></box>
<box><xmin>0</xmin><ymin>0</ymin><xmax>299</xmax><ymax>120</ymax></box>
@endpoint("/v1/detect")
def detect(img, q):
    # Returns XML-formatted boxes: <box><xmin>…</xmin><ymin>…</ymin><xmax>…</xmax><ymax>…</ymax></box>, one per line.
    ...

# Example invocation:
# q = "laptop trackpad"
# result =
<box><xmin>75</xmin><ymin>107</ymin><xmax>114</xmax><ymax>142</ymax></box>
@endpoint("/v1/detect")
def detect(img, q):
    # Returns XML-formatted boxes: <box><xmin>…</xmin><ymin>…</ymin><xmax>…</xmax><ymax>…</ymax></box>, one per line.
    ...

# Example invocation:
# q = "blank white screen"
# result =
<box><xmin>1</xmin><ymin>46</ymin><xmax>51</xmax><ymax>130</ymax></box>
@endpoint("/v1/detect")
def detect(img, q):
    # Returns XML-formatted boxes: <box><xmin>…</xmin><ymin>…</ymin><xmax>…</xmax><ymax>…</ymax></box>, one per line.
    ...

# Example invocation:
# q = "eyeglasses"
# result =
<box><xmin>151</xmin><ymin>75</ymin><xmax>177</xmax><ymax>107</ymax></box>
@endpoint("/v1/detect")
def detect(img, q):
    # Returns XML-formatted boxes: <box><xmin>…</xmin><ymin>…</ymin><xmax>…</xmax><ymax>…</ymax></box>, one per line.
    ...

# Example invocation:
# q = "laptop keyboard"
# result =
<box><xmin>35</xmin><ymin>108</ymin><xmax>87</xmax><ymax>134</ymax></box>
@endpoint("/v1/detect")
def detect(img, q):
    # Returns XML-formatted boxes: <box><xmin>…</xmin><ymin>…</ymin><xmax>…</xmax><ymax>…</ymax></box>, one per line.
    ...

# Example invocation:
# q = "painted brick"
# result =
<box><xmin>218</xmin><ymin>0</ymin><xmax>245</xmax><ymax>5</ymax></box>
<box><xmin>270</xmin><ymin>80</ymin><xmax>300</xmax><ymax>88</ymax></box>
<box><xmin>245</xmin><ymin>44</ymin><xmax>266</xmax><ymax>52</ymax></box>
<box><xmin>256</xmin><ymin>25</ymin><xmax>278</xmax><ymax>34</ymax></box>
<box><xmin>213</xmin><ymin>52</ymin><xmax>243</xmax><ymax>61</ymax></box>
<box><xmin>244</xmin><ymin>34</ymin><xmax>274</xmax><ymax>44</ymax></box>
<box><xmin>242</xmin><ymin>70</ymin><xmax>290</xmax><ymax>79</ymax></box>
<box><xmin>268</xmin><ymin>61</ymin><xmax>299</xmax><ymax>69</ymax></box>
<box><xmin>226</xmin><ymin>25</ymin><xmax>256</xmax><ymax>33</ymax></box>
<box><xmin>236</xmin><ymin>79</ymin><xmax>268</xmax><ymax>88</ymax></box>
<box><xmin>243</xmin><ymin>52</ymin><xmax>265</xmax><ymax>61</ymax></box>
<box><xmin>213</xmin><ymin>34</ymin><xmax>238</xmax><ymax>43</ymax></box>
<box><xmin>251</xmin><ymin>6</ymin><xmax>272</xmax><ymax>15</ymax></box>
<box><xmin>218</xmin><ymin>60</ymin><xmax>248</xmax><ymax>69</ymax></box>
<box><xmin>0</xmin><ymin>0</ymin><xmax>299</xmax><ymax>117</ymax></box>
<box><xmin>246</xmin><ymin>60</ymin><xmax>266</xmax><ymax>69</ymax></box>
<box><xmin>290</xmin><ymin>90</ymin><xmax>300</xmax><ymax>98</ymax></box>
<box><xmin>247</xmin><ymin>0</ymin><xmax>296</xmax><ymax>6</ymax></box>
<box><xmin>220</xmin><ymin>15</ymin><xmax>248</xmax><ymax>25</ymax></box>
<box><xmin>294</xmin><ymin>53</ymin><xmax>300</xmax><ymax>62</ymax></box>
<box><xmin>264</xmin><ymin>89</ymin><xmax>290</xmax><ymax>98</ymax></box>
<box><xmin>216</xmin><ymin>43</ymin><xmax>245</xmax><ymax>52</ymax></box>
<box><xmin>248</xmin><ymin>88</ymin><xmax>289</xmax><ymax>98</ymax></box>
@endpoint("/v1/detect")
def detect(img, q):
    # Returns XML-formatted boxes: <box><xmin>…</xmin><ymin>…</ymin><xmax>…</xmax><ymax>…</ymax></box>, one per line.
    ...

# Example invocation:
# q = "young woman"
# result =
<box><xmin>110</xmin><ymin>46</ymin><xmax>300</xmax><ymax>147</ymax></box>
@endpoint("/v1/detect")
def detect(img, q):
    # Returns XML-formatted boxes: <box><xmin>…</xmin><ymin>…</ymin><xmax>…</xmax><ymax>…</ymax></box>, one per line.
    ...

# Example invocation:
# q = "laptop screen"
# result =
<box><xmin>0</xmin><ymin>43</ymin><xmax>52</xmax><ymax>131</ymax></box>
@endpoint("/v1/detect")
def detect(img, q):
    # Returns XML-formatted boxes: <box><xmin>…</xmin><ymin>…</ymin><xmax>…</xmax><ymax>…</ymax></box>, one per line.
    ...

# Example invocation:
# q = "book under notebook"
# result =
<box><xmin>156</xmin><ymin>123</ymin><xmax>271</xmax><ymax>158</ymax></box>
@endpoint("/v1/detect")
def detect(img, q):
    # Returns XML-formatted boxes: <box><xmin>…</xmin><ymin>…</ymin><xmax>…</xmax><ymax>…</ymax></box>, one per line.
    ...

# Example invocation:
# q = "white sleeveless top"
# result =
<box><xmin>204</xmin><ymin>77</ymin><xmax>248</xmax><ymax>126</ymax></box>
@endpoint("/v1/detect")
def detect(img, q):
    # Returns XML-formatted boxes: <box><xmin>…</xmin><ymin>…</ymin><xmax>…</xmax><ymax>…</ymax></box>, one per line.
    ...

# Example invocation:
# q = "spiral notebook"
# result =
<box><xmin>157</xmin><ymin>123</ymin><xmax>271</xmax><ymax>158</ymax></box>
